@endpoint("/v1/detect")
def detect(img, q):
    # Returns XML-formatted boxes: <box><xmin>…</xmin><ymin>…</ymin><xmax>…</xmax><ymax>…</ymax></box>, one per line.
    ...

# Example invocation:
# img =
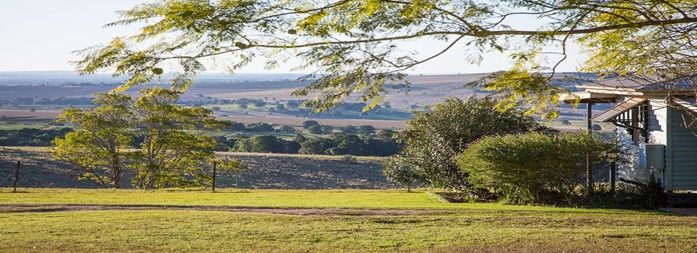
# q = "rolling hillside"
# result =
<box><xmin>0</xmin><ymin>72</ymin><xmax>599</xmax><ymax>129</ymax></box>
<box><xmin>0</xmin><ymin>147</ymin><xmax>392</xmax><ymax>189</ymax></box>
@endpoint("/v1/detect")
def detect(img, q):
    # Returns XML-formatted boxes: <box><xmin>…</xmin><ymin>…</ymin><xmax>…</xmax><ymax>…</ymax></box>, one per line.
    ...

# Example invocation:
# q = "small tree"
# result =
<box><xmin>53</xmin><ymin>93</ymin><xmax>133</xmax><ymax>188</ymax></box>
<box><xmin>131</xmin><ymin>87</ymin><xmax>228</xmax><ymax>188</ymax></box>
<box><xmin>383</xmin><ymin>157</ymin><xmax>422</xmax><ymax>192</ymax></box>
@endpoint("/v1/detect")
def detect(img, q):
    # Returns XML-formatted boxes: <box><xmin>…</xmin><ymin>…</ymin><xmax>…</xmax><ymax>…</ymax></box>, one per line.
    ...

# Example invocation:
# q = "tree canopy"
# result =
<box><xmin>54</xmin><ymin>93</ymin><xmax>133</xmax><ymax>188</ymax></box>
<box><xmin>53</xmin><ymin>87</ymin><xmax>241</xmax><ymax>189</ymax></box>
<box><xmin>77</xmin><ymin>0</ymin><xmax>696</xmax><ymax>117</ymax></box>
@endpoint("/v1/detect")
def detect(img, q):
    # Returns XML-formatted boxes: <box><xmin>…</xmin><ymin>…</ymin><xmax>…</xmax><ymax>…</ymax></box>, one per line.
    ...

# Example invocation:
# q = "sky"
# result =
<box><xmin>0</xmin><ymin>0</ymin><xmax>586</xmax><ymax>74</ymax></box>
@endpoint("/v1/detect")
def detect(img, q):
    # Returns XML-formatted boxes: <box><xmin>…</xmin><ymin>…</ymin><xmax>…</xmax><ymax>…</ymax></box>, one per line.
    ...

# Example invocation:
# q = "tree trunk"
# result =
<box><xmin>112</xmin><ymin>151</ymin><xmax>121</xmax><ymax>189</ymax></box>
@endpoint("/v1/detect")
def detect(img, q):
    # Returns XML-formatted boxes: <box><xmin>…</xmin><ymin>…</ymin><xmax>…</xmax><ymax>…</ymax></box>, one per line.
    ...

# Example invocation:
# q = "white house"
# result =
<box><xmin>563</xmin><ymin>76</ymin><xmax>697</xmax><ymax>192</ymax></box>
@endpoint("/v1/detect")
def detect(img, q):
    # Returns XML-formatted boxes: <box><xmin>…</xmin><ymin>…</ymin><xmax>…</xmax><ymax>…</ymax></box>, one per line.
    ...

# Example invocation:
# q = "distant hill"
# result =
<box><xmin>0</xmin><ymin>72</ymin><xmax>602</xmax><ymax>129</ymax></box>
<box><xmin>0</xmin><ymin>71</ymin><xmax>305</xmax><ymax>86</ymax></box>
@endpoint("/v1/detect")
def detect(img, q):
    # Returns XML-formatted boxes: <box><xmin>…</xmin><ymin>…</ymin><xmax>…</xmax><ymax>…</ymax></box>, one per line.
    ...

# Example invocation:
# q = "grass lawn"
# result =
<box><xmin>1</xmin><ymin>188</ymin><xmax>696</xmax><ymax>252</ymax></box>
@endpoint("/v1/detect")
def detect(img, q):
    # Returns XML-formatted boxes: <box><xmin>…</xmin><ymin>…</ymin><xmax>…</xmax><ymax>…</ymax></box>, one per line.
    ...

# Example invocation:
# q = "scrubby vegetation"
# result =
<box><xmin>0</xmin><ymin>127</ymin><xmax>71</xmax><ymax>146</ymax></box>
<box><xmin>0</xmin><ymin>148</ymin><xmax>390</xmax><ymax>189</ymax></box>
<box><xmin>457</xmin><ymin>132</ymin><xmax>620</xmax><ymax>204</ymax></box>
<box><xmin>384</xmin><ymin>97</ymin><xmax>550</xmax><ymax>191</ymax></box>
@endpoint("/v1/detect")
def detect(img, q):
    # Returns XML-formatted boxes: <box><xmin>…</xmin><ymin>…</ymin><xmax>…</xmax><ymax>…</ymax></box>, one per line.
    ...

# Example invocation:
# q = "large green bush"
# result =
<box><xmin>386</xmin><ymin>97</ymin><xmax>549</xmax><ymax>191</ymax></box>
<box><xmin>457</xmin><ymin>132</ymin><xmax>619</xmax><ymax>204</ymax></box>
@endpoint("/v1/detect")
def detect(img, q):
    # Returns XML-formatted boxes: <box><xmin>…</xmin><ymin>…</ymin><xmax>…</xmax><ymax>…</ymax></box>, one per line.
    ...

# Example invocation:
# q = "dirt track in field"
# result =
<box><xmin>0</xmin><ymin>204</ymin><xmax>453</xmax><ymax>216</ymax></box>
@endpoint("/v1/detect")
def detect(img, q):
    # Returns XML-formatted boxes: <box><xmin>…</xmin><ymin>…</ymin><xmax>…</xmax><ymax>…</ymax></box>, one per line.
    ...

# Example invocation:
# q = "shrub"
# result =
<box><xmin>299</xmin><ymin>138</ymin><xmax>336</xmax><ymax>154</ymax></box>
<box><xmin>227</xmin><ymin>121</ymin><xmax>247</xmax><ymax>131</ymax></box>
<box><xmin>277</xmin><ymin>125</ymin><xmax>295</xmax><ymax>133</ymax></box>
<box><xmin>233</xmin><ymin>135</ymin><xmax>300</xmax><ymax>154</ymax></box>
<box><xmin>457</xmin><ymin>132</ymin><xmax>619</xmax><ymax>204</ymax></box>
<box><xmin>302</xmin><ymin>120</ymin><xmax>320</xmax><ymax>128</ymax></box>
<box><xmin>246</xmin><ymin>123</ymin><xmax>274</xmax><ymax>132</ymax></box>
<box><xmin>307</xmin><ymin>125</ymin><xmax>324</xmax><ymax>134</ymax></box>
<box><xmin>342</xmin><ymin>125</ymin><xmax>358</xmax><ymax>134</ymax></box>
<box><xmin>357</xmin><ymin>125</ymin><xmax>375</xmax><ymax>136</ymax></box>
<box><xmin>618</xmin><ymin>175</ymin><xmax>666</xmax><ymax>209</ymax></box>
<box><xmin>389</xmin><ymin>97</ymin><xmax>549</xmax><ymax>191</ymax></box>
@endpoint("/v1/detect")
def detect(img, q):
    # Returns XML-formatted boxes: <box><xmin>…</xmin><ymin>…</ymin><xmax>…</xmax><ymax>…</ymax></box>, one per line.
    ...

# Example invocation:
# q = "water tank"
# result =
<box><xmin>640</xmin><ymin>143</ymin><xmax>665</xmax><ymax>172</ymax></box>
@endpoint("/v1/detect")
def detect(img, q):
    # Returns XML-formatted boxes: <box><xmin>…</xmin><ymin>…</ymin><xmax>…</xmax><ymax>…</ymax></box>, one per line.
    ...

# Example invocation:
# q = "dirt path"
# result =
<box><xmin>0</xmin><ymin>204</ymin><xmax>453</xmax><ymax>216</ymax></box>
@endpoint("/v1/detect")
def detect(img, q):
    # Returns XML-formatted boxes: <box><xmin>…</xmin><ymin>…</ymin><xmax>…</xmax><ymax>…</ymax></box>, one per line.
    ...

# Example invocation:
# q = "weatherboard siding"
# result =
<box><xmin>669</xmin><ymin>107</ymin><xmax>697</xmax><ymax>190</ymax></box>
<box><xmin>647</xmin><ymin>100</ymin><xmax>668</xmax><ymax>145</ymax></box>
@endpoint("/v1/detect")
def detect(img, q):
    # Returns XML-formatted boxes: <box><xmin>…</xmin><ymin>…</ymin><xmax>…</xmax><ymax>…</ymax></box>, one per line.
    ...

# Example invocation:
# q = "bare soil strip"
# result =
<box><xmin>0</xmin><ymin>204</ymin><xmax>454</xmax><ymax>216</ymax></box>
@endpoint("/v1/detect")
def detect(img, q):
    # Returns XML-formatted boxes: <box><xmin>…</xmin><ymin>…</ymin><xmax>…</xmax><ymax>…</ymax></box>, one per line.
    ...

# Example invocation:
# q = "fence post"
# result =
<box><xmin>586</xmin><ymin>103</ymin><xmax>594</xmax><ymax>194</ymax></box>
<box><xmin>12</xmin><ymin>161</ymin><xmax>20</xmax><ymax>193</ymax></box>
<box><xmin>211</xmin><ymin>161</ymin><xmax>217</xmax><ymax>192</ymax></box>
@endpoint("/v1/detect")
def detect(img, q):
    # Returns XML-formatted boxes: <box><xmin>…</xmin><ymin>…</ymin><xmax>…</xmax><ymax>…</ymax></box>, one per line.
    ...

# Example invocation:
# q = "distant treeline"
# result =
<box><xmin>0</xmin><ymin>97</ymin><xmax>93</xmax><ymax>106</ymax></box>
<box><xmin>192</xmin><ymin>97</ymin><xmax>413</xmax><ymax>119</ymax></box>
<box><xmin>0</xmin><ymin>128</ymin><xmax>72</xmax><ymax>146</ymax></box>
<box><xmin>0</xmin><ymin>121</ymin><xmax>402</xmax><ymax>157</ymax></box>
<box><xmin>227</xmin><ymin>132</ymin><xmax>400</xmax><ymax>156</ymax></box>
<box><xmin>218</xmin><ymin>121</ymin><xmax>400</xmax><ymax>156</ymax></box>
<box><xmin>2</xmin><ymin>95</ymin><xmax>413</xmax><ymax>120</ymax></box>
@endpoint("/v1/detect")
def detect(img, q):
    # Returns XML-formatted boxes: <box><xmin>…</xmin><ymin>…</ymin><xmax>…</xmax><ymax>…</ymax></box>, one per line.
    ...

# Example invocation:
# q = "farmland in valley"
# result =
<box><xmin>0</xmin><ymin>71</ymin><xmax>598</xmax><ymax>130</ymax></box>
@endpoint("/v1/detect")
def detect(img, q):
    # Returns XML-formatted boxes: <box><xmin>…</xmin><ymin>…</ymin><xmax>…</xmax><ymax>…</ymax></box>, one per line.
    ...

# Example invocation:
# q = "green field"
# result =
<box><xmin>1</xmin><ymin>189</ymin><xmax>696</xmax><ymax>252</ymax></box>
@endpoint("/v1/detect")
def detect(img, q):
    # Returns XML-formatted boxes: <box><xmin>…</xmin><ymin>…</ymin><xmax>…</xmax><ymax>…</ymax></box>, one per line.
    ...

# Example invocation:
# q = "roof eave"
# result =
<box><xmin>560</xmin><ymin>91</ymin><xmax>620</xmax><ymax>104</ymax></box>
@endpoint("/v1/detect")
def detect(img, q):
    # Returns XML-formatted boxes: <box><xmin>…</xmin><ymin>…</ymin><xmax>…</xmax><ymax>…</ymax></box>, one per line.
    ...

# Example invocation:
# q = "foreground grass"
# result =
<box><xmin>0</xmin><ymin>188</ymin><xmax>696</xmax><ymax>252</ymax></box>
<box><xmin>0</xmin><ymin>188</ymin><xmax>649</xmax><ymax>213</ymax></box>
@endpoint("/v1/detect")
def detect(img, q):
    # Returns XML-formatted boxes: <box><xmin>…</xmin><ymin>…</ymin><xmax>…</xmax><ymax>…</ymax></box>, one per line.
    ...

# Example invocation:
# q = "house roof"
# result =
<box><xmin>592</xmin><ymin>97</ymin><xmax>647</xmax><ymax>122</ymax></box>
<box><xmin>582</xmin><ymin>75</ymin><xmax>696</xmax><ymax>92</ymax></box>
<box><xmin>561</xmin><ymin>75</ymin><xmax>696</xmax><ymax>103</ymax></box>
<box><xmin>673</xmin><ymin>98</ymin><xmax>697</xmax><ymax>115</ymax></box>
<box><xmin>558</xmin><ymin>91</ymin><xmax>619</xmax><ymax>104</ymax></box>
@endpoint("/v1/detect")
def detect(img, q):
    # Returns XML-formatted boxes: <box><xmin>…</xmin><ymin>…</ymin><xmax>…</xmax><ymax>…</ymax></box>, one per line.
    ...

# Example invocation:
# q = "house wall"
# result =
<box><xmin>643</xmin><ymin>99</ymin><xmax>669</xmax><ymax>186</ymax></box>
<box><xmin>647</xmin><ymin>99</ymin><xmax>669</xmax><ymax>145</ymax></box>
<box><xmin>668</xmin><ymin>107</ymin><xmax>697</xmax><ymax>190</ymax></box>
